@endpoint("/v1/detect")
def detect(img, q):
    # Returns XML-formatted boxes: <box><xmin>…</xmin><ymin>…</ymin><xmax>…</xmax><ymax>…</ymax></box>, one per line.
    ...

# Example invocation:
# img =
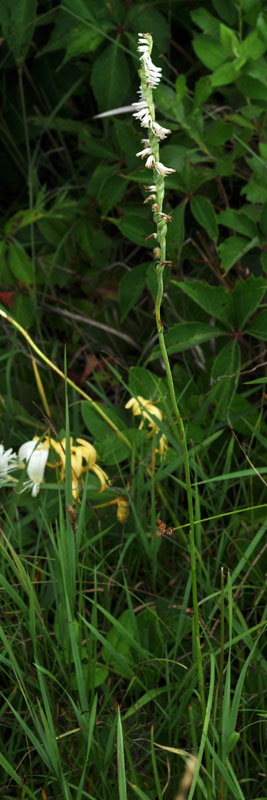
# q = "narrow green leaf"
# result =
<box><xmin>190</xmin><ymin>195</ymin><xmax>218</xmax><ymax>241</ymax></box>
<box><xmin>210</xmin><ymin>340</ymin><xmax>240</xmax><ymax>415</ymax></box>
<box><xmin>117</xmin><ymin>707</ymin><xmax>128</xmax><ymax>800</ymax></box>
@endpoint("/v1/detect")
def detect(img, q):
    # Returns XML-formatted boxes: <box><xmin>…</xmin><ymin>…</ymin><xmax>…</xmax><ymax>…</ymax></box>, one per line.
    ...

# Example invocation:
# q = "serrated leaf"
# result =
<box><xmin>210</xmin><ymin>340</ymin><xmax>240</xmax><ymax>415</ymax></box>
<box><xmin>218</xmin><ymin>208</ymin><xmax>258</xmax><ymax>238</ymax></box>
<box><xmin>245</xmin><ymin>310</ymin><xmax>267</xmax><ymax>341</ymax></box>
<box><xmin>0</xmin><ymin>0</ymin><xmax>37</xmax><ymax>63</ymax></box>
<box><xmin>148</xmin><ymin>322</ymin><xmax>225</xmax><ymax>361</ymax></box>
<box><xmin>219</xmin><ymin>235</ymin><xmax>259</xmax><ymax>273</ymax></box>
<box><xmin>91</xmin><ymin>43</ymin><xmax>130</xmax><ymax>112</ymax></box>
<box><xmin>119</xmin><ymin>263</ymin><xmax>148</xmax><ymax>322</ymax></box>
<box><xmin>190</xmin><ymin>195</ymin><xmax>218</xmax><ymax>241</ymax></box>
<box><xmin>8</xmin><ymin>243</ymin><xmax>34</xmax><ymax>286</ymax></box>
<box><xmin>228</xmin><ymin>276</ymin><xmax>266</xmax><ymax>329</ymax></box>
<box><xmin>173</xmin><ymin>279</ymin><xmax>230</xmax><ymax>326</ymax></box>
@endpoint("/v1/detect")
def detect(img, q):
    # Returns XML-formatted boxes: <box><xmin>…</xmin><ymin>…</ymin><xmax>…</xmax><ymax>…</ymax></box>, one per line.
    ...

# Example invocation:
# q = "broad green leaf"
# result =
<box><xmin>148</xmin><ymin>322</ymin><xmax>225</xmax><ymax>361</ymax></box>
<box><xmin>0</xmin><ymin>0</ymin><xmax>37</xmax><ymax>63</ymax></box>
<box><xmin>205</xmin><ymin>120</ymin><xmax>233</xmax><ymax>146</ymax></box>
<box><xmin>191</xmin><ymin>8</ymin><xmax>220</xmax><ymax>36</ymax></box>
<box><xmin>211</xmin><ymin>0</ymin><xmax>238</xmax><ymax>25</ymax></box>
<box><xmin>245</xmin><ymin>310</ymin><xmax>267</xmax><ymax>341</ymax></box>
<box><xmin>8</xmin><ymin>243</ymin><xmax>34</xmax><ymax>286</ymax></box>
<box><xmin>192</xmin><ymin>36</ymin><xmax>227</xmax><ymax>70</ymax></box>
<box><xmin>240</xmin><ymin>30</ymin><xmax>267</xmax><ymax>60</ymax></box>
<box><xmin>119</xmin><ymin>263</ymin><xmax>148</xmax><ymax>322</ymax></box>
<box><xmin>129</xmin><ymin>366</ymin><xmax>166</xmax><ymax>400</ymax></box>
<box><xmin>166</xmin><ymin>200</ymin><xmax>187</xmax><ymax>263</ymax></box>
<box><xmin>210</xmin><ymin>61</ymin><xmax>242</xmax><ymax>88</ymax></box>
<box><xmin>220</xmin><ymin>24</ymin><xmax>240</xmax><ymax>56</ymax></box>
<box><xmin>218</xmin><ymin>208</ymin><xmax>258</xmax><ymax>238</ymax></box>
<box><xmin>106</xmin><ymin>213</ymin><xmax>155</xmax><ymax>248</ymax></box>
<box><xmin>228</xmin><ymin>276</ymin><xmax>266</xmax><ymax>329</ymax></box>
<box><xmin>219</xmin><ymin>235</ymin><xmax>259</xmax><ymax>273</ymax></box>
<box><xmin>98</xmin><ymin>174</ymin><xmax>127</xmax><ymax>215</ymax></box>
<box><xmin>91</xmin><ymin>43</ymin><xmax>130</xmax><ymax>112</ymax></box>
<box><xmin>210</xmin><ymin>340</ymin><xmax>240</xmax><ymax>415</ymax></box>
<box><xmin>193</xmin><ymin>76</ymin><xmax>212</xmax><ymax>108</ymax></box>
<box><xmin>13</xmin><ymin>295</ymin><xmax>35</xmax><ymax>329</ymax></box>
<box><xmin>173</xmin><ymin>280</ymin><xmax>231</xmax><ymax>326</ymax></box>
<box><xmin>81</xmin><ymin>402</ymin><xmax>127</xmax><ymax>441</ymax></box>
<box><xmin>127</xmin><ymin>7</ymin><xmax>170</xmax><ymax>52</ymax></box>
<box><xmin>97</xmin><ymin>433</ymin><xmax>131</xmax><ymax>465</ymax></box>
<box><xmin>63</xmin><ymin>26</ymin><xmax>106</xmax><ymax>63</ymax></box>
<box><xmin>190</xmin><ymin>195</ymin><xmax>218</xmax><ymax>241</ymax></box>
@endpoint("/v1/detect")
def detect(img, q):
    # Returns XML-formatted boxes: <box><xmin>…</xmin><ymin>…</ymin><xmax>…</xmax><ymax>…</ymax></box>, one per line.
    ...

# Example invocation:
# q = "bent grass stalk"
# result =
<box><xmin>0</xmin><ymin>308</ymin><xmax>131</xmax><ymax>449</ymax></box>
<box><xmin>133</xmin><ymin>30</ymin><xmax>208</xmax><ymax>780</ymax></box>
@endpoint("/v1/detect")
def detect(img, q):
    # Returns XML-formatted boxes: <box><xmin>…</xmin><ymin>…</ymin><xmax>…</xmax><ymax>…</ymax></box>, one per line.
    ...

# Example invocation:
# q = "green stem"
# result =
<box><xmin>139</xmin><ymin>37</ymin><xmax>211</xmax><ymax>793</ymax></box>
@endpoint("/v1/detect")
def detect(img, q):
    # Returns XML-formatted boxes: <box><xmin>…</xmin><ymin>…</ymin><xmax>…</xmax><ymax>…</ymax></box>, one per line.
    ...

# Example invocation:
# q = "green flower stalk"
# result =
<box><xmin>133</xmin><ymin>35</ymin><xmax>210</xmax><ymax>786</ymax></box>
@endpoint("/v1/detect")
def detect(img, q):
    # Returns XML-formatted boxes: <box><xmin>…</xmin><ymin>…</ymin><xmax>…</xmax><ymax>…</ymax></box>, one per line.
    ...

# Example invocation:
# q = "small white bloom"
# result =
<box><xmin>155</xmin><ymin>161</ymin><xmax>176</xmax><ymax>177</ymax></box>
<box><xmin>136</xmin><ymin>146</ymin><xmax>152</xmax><ymax>159</ymax></box>
<box><xmin>19</xmin><ymin>440</ymin><xmax>49</xmax><ymax>497</ymax></box>
<box><xmin>145</xmin><ymin>155</ymin><xmax>155</xmax><ymax>169</ymax></box>
<box><xmin>150</xmin><ymin>121</ymin><xmax>171</xmax><ymax>140</ymax></box>
<box><xmin>0</xmin><ymin>444</ymin><xmax>18</xmax><ymax>481</ymax></box>
<box><xmin>144</xmin><ymin>184</ymin><xmax>157</xmax><ymax>191</ymax></box>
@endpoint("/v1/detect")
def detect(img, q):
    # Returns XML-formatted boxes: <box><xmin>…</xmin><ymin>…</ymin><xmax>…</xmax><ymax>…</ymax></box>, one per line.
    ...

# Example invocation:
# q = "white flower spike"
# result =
<box><xmin>19</xmin><ymin>439</ymin><xmax>49</xmax><ymax>497</ymax></box>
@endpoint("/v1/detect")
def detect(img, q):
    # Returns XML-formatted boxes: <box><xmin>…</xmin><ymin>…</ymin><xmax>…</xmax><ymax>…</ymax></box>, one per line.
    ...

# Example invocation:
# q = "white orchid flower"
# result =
<box><xmin>0</xmin><ymin>444</ymin><xmax>18</xmax><ymax>482</ymax></box>
<box><xmin>155</xmin><ymin>161</ymin><xmax>176</xmax><ymax>177</ymax></box>
<box><xmin>19</xmin><ymin>439</ymin><xmax>49</xmax><ymax>497</ymax></box>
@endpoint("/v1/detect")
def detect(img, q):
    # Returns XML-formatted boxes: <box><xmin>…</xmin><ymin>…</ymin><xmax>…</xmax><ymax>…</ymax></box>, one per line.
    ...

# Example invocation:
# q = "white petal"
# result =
<box><xmin>155</xmin><ymin>161</ymin><xmax>176</xmax><ymax>176</ymax></box>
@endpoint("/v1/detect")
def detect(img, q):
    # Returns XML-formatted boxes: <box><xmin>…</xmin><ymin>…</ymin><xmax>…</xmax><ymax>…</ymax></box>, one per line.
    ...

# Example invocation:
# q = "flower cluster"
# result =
<box><xmin>132</xmin><ymin>33</ymin><xmax>175</xmax><ymax>180</ymax></box>
<box><xmin>0</xmin><ymin>436</ymin><xmax>109</xmax><ymax>499</ymax></box>
<box><xmin>125</xmin><ymin>396</ymin><xmax>168</xmax><ymax>458</ymax></box>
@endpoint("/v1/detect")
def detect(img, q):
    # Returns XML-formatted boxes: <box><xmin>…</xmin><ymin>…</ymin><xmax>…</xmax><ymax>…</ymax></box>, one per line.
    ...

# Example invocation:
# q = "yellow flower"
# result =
<box><xmin>125</xmin><ymin>396</ymin><xmax>167</xmax><ymax>458</ymax></box>
<box><xmin>49</xmin><ymin>437</ymin><xmax>109</xmax><ymax>499</ymax></box>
